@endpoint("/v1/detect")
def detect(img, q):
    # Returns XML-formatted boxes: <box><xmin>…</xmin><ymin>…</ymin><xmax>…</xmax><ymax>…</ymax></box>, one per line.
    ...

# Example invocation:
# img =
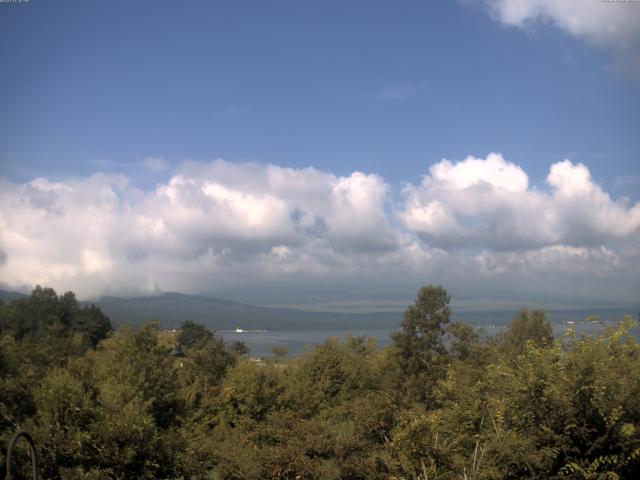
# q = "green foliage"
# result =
<box><xmin>500</xmin><ymin>308</ymin><xmax>553</xmax><ymax>356</ymax></box>
<box><xmin>229</xmin><ymin>340</ymin><xmax>250</xmax><ymax>356</ymax></box>
<box><xmin>178</xmin><ymin>323</ymin><xmax>236</xmax><ymax>410</ymax></box>
<box><xmin>447</xmin><ymin>321</ymin><xmax>491</xmax><ymax>365</ymax></box>
<box><xmin>177</xmin><ymin>319</ymin><xmax>213</xmax><ymax>351</ymax></box>
<box><xmin>30</xmin><ymin>368</ymin><xmax>97</xmax><ymax>478</ymax></box>
<box><xmin>219</xmin><ymin>361</ymin><xmax>286</xmax><ymax>430</ymax></box>
<box><xmin>0</xmin><ymin>286</ymin><xmax>112</xmax><ymax>346</ymax></box>
<box><xmin>1</xmin><ymin>286</ymin><xmax>639</xmax><ymax>480</ymax></box>
<box><xmin>390</xmin><ymin>284</ymin><xmax>451</xmax><ymax>405</ymax></box>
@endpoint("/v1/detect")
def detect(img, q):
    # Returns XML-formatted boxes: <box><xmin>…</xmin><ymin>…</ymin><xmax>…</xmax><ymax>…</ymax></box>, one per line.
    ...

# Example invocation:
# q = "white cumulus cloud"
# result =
<box><xmin>484</xmin><ymin>0</ymin><xmax>640</xmax><ymax>46</ymax></box>
<box><xmin>400</xmin><ymin>153</ymin><xmax>640</xmax><ymax>251</ymax></box>
<box><xmin>0</xmin><ymin>161</ymin><xmax>399</xmax><ymax>299</ymax></box>
<box><xmin>0</xmin><ymin>156</ymin><xmax>638</xmax><ymax>303</ymax></box>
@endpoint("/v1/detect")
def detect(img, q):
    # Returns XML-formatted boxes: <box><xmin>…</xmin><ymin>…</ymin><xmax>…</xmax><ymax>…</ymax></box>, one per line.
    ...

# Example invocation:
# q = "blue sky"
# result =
<box><xmin>0</xmin><ymin>0</ymin><xmax>639</xmax><ymax>305</ymax></box>
<box><xmin>1</xmin><ymin>0</ymin><xmax>638</xmax><ymax>190</ymax></box>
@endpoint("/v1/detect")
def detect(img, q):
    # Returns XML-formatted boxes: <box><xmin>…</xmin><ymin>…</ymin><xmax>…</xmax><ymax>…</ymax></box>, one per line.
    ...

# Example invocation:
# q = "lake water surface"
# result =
<box><xmin>220</xmin><ymin>321</ymin><xmax>624</xmax><ymax>357</ymax></box>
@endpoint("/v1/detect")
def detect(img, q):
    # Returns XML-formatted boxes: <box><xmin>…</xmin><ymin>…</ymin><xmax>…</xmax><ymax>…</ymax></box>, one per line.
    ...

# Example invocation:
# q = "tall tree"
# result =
<box><xmin>390</xmin><ymin>284</ymin><xmax>451</xmax><ymax>405</ymax></box>
<box><xmin>0</xmin><ymin>287</ymin><xmax>112</xmax><ymax>346</ymax></box>
<box><xmin>501</xmin><ymin>308</ymin><xmax>553</xmax><ymax>356</ymax></box>
<box><xmin>176</xmin><ymin>320</ymin><xmax>213</xmax><ymax>351</ymax></box>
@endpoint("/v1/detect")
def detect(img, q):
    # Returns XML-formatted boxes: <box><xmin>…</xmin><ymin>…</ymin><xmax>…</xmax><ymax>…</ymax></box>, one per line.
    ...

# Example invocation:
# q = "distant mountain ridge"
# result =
<box><xmin>0</xmin><ymin>289</ymin><xmax>28</xmax><ymax>302</ymax></box>
<box><xmin>1</xmin><ymin>289</ymin><xmax>636</xmax><ymax>332</ymax></box>
<box><xmin>96</xmin><ymin>291</ymin><xmax>401</xmax><ymax>330</ymax></box>
<box><xmin>1</xmin><ymin>288</ymin><xmax>400</xmax><ymax>330</ymax></box>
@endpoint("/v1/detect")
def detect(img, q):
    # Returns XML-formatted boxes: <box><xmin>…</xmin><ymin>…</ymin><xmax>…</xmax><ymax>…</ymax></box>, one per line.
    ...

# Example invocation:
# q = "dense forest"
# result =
<box><xmin>0</xmin><ymin>285</ymin><xmax>638</xmax><ymax>479</ymax></box>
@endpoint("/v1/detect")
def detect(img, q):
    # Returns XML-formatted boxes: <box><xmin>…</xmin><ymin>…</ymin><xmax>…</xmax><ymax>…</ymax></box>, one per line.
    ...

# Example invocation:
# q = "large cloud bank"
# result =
<box><xmin>0</xmin><ymin>155</ymin><xmax>639</xmax><ymax>302</ymax></box>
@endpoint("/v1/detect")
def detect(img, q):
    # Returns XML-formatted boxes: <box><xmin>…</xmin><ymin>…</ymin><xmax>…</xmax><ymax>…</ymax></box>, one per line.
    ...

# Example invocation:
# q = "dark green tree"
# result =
<box><xmin>229</xmin><ymin>340</ymin><xmax>249</xmax><ymax>356</ymax></box>
<box><xmin>179</xmin><ymin>333</ymin><xmax>236</xmax><ymax>408</ymax></box>
<box><xmin>501</xmin><ymin>308</ymin><xmax>553</xmax><ymax>356</ymax></box>
<box><xmin>390</xmin><ymin>284</ymin><xmax>451</xmax><ymax>405</ymax></box>
<box><xmin>71</xmin><ymin>304</ymin><xmax>112</xmax><ymax>347</ymax></box>
<box><xmin>0</xmin><ymin>287</ymin><xmax>112</xmax><ymax>345</ymax></box>
<box><xmin>176</xmin><ymin>319</ymin><xmax>213</xmax><ymax>351</ymax></box>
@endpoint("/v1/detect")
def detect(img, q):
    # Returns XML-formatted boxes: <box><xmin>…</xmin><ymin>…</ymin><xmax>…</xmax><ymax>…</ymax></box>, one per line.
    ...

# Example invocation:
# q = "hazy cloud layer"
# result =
<box><xmin>142</xmin><ymin>157</ymin><xmax>170</xmax><ymax>172</ymax></box>
<box><xmin>0</xmin><ymin>156</ymin><xmax>638</xmax><ymax>302</ymax></box>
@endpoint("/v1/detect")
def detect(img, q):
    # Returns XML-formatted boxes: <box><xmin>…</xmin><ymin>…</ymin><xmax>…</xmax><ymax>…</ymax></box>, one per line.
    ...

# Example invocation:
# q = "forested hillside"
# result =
<box><xmin>0</xmin><ymin>285</ymin><xmax>638</xmax><ymax>479</ymax></box>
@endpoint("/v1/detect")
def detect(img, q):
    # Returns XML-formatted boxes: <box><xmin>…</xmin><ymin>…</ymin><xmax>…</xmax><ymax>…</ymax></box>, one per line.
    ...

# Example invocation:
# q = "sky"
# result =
<box><xmin>0</xmin><ymin>0</ymin><xmax>639</xmax><ymax>307</ymax></box>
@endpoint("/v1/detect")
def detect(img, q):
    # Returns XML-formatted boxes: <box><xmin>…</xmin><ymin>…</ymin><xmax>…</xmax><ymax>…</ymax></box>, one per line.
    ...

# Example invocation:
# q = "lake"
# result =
<box><xmin>219</xmin><ymin>320</ymin><xmax>628</xmax><ymax>357</ymax></box>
